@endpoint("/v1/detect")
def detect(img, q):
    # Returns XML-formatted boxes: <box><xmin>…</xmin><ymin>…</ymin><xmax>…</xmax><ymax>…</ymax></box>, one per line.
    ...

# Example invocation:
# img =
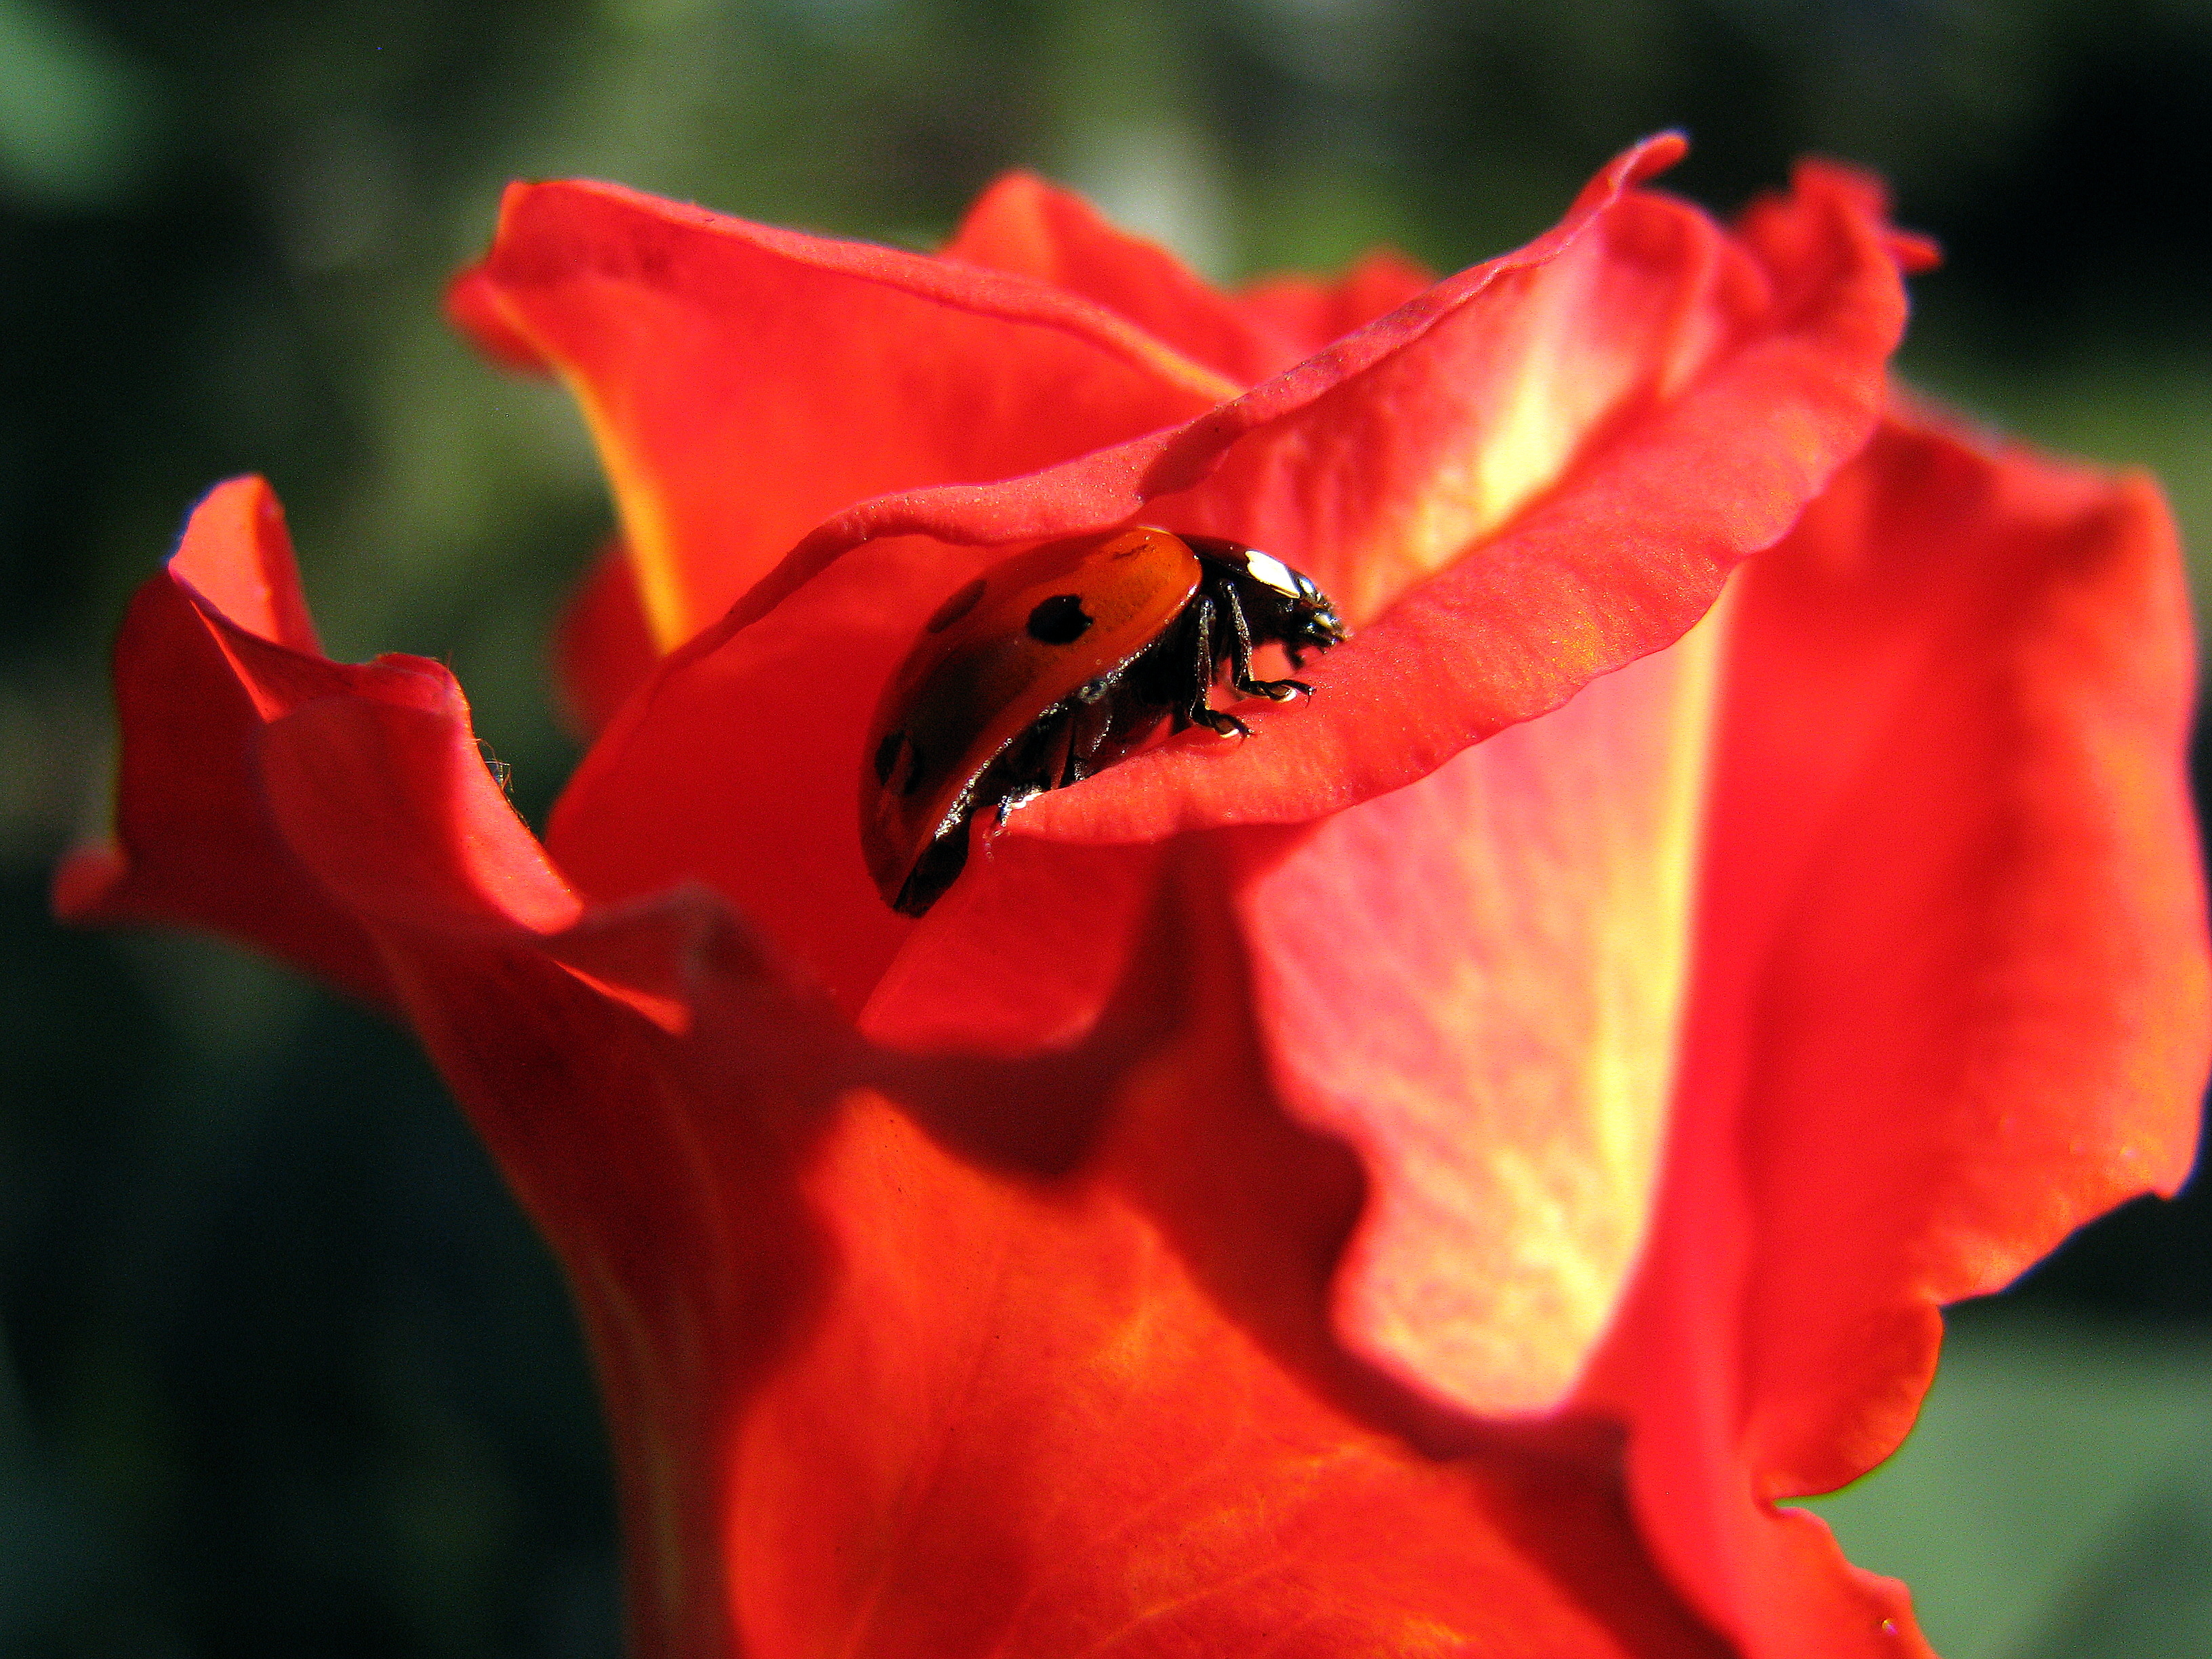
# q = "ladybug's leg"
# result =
<box><xmin>996</xmin><ymin>706</ymin><xmax>1071</xmax><ymax>823</ymax></box>
<box><xmin>1217</xmin><ymin>580</ymin><xmax>1261</xmax><ymax>687</ymax></box>
<box><xmin>1064</xmin><ymin>674</ymin><xmax>1114</xmax><ymax>782</ymax></box>
<box><xmin>1057</xmin><ymin>707</ymin><xmax>1088</xmax><ymax>789</ymax></box>
<box><xmin>1063</xmin><ymin>692</ymin><xmax>1118</xmax><ymax>786</ymax></box>
<box><xmin>1046</xmin><ymin>710</ymin><xmax>1079</xmax><ymax>794</ymax></box>
<box><xmin>1164</xmin><ymin>601</ymin><xmax>1197</xmax><ymax>732</ymax></box>
<box><xmin>1219</xmin><ymin>581</ymin><xmax>1312</xmax><ymax>703</ymax></box>
<box><xmin>1183</xmin><ymin>593</ymin><xmax>1250</xmax><ymax>737</ymax></box>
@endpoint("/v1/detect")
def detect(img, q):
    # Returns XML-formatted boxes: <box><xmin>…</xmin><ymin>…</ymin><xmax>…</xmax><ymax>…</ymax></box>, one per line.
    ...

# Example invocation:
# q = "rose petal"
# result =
<box><xmin>545</xmin><ymin>531</ymin><xmax>951</xmax><ymax>1016</ymax></box>
<box><xmin>451</xmin><ymin>179</ymin><xmax>1239</xmax><ymax>648</ymax></box>
<box><xmin>1578</xmin><ymin>409</ymin><xmax>2210</xmax><ymax>1658</ymax></box>
<box><xmin>260</xmin><ymin>691</ymin><xmax>579</xmax><ymax>938</ymax></box>
<box><xmin>1172</xmin><ymin>192</ymin><xmax>1763</xmax><ymax>622</ymax></box>
<box><xmin>1238</xmin><ymin>597</ymin><xmax>1731</xmax><ymax>1418</ymax></box>
<box><xmin>944</xmin><ymin>170</ymin><xmax>1303</xmax><ymax>384</ymax></box>
<box><xmin>1233</xmin><ymin>249</ymin><xmax>1439</xmax><ymax>361</ymax></box>
<box><xmin>726</xmin><ymin>1073</ymin><xmax>1734</xmax><ymax>1659</ymax></box>
<box><xmin>165</xmin><ymin>470</ymin><xmax>323</xmax><ymax>655</ymax></box>
<box><xmin>552</xmin><ymin>539</ymin><xmax>659</xmax><ymax>739</ymax></box>
<box><xmin>856</xmin><ymin>830</ymin><xmax>1169</xmax><ymax>1053</ymax></box>
<box><xmin>52</xmin><ymin>477</ymin><xmax>453</xmax><ymax>1008</ymax></box>
<box><xmin>941</xmin><ymin>172</ymin><xmax>1429</xmax><ymax>384</ymax></box>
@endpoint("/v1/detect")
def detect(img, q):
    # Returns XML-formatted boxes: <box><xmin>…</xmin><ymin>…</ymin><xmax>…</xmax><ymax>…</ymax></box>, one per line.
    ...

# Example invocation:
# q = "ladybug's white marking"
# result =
<box><xmin>1239</xmin><ymin>548</ymin><xmax>1302</xmax><ymax>598</ymax></box>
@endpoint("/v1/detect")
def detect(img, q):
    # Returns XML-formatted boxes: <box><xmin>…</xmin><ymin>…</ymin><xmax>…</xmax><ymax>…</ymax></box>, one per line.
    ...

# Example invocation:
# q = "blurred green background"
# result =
<box><xmin>2</xmin><ymin>0</ymin><xmax>2207</xmax><ymax>1653</ymax></box>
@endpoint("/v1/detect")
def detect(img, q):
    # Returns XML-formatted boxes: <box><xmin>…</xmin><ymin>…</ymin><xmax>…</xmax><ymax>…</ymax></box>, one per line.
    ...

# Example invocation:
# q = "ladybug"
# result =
<box><xmin>861</xmin><ymin>525</ymin><xmax>1347</xmax><ymax>916</ymax></box>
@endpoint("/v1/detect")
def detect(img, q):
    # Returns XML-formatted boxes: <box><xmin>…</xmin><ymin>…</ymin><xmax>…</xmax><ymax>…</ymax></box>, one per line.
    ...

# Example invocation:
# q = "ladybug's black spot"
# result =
<box><xmin>926</xmin><ymin>576</ymin><xmax>989</xmax><ymax>634</ymax></box>
<box><xmin>872</xmin><ymin>731</ymin><xmax>905</xmax><ymax>787</ymax></box>
<box><xmin>1027</xmin><ymin>593</ymin><xmax>1092</xmax><ymax>645</ymax></box>
<box><xmin>875</xmin><ymin>730</ymin><xmax>928</xmax><ymax>796</ymax></box>
<box><xmin>900</xmin><ymin>740</ymin><xmax>929</xmax><ymax>794</ymax></box>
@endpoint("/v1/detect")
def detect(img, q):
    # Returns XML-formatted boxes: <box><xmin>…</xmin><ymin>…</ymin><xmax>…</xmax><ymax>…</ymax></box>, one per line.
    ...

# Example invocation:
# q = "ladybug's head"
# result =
<box><xmin>1285</xmin><ymin>568</ymin><xmax>1345</xmax><ymax>652</ymax></box>
<box><xmin>1235</xmin><ymin>546</ymin><xmax>1345</xmax><ymax>651</ymax></box>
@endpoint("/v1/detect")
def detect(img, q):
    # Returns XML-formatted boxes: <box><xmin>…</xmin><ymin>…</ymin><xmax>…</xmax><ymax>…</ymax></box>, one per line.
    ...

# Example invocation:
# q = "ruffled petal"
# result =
<box><xmin>450</xmin><ymin>180</ymin><xmax>1239</xmax><ymax>649</ymax></box>
<box><xmin>52</xmin><ymin>477</ymin><xmax>451</xmax><ymax>1008</ymax></box>
<box><xmin>941</xmin><ymin>171</ymin><xmax>1429</xmax><ymax>382</ymax></box>
<box><xmin>1579</xmin><ymin>408</ymin><xmax>2209</xmax><ymax>1658</ymax></box>
<box><xmin>944</xmin><ymin>170</ymin><xmax>1303</xmax><ymax>384</ymax></box>
<box><xmin>1233</xmin><ymin>249</ymin><xmax>1438</xmax><ymax>360</ymax></box>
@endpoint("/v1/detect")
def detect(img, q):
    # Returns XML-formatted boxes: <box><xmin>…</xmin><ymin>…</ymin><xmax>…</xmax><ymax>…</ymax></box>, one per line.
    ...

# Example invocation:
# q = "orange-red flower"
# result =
<box><xmin>58</xmin><ymin>136</ymin><xmax>2209</xmax><ymax>1658</ymax></box>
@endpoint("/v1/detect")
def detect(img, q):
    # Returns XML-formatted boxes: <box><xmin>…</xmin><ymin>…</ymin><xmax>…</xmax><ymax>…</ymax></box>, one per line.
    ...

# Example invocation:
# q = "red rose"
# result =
<box><xmin>58</xmin><ymin>136</ymin><xmax>2208</xmax><ymax>1657</ymax></box>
